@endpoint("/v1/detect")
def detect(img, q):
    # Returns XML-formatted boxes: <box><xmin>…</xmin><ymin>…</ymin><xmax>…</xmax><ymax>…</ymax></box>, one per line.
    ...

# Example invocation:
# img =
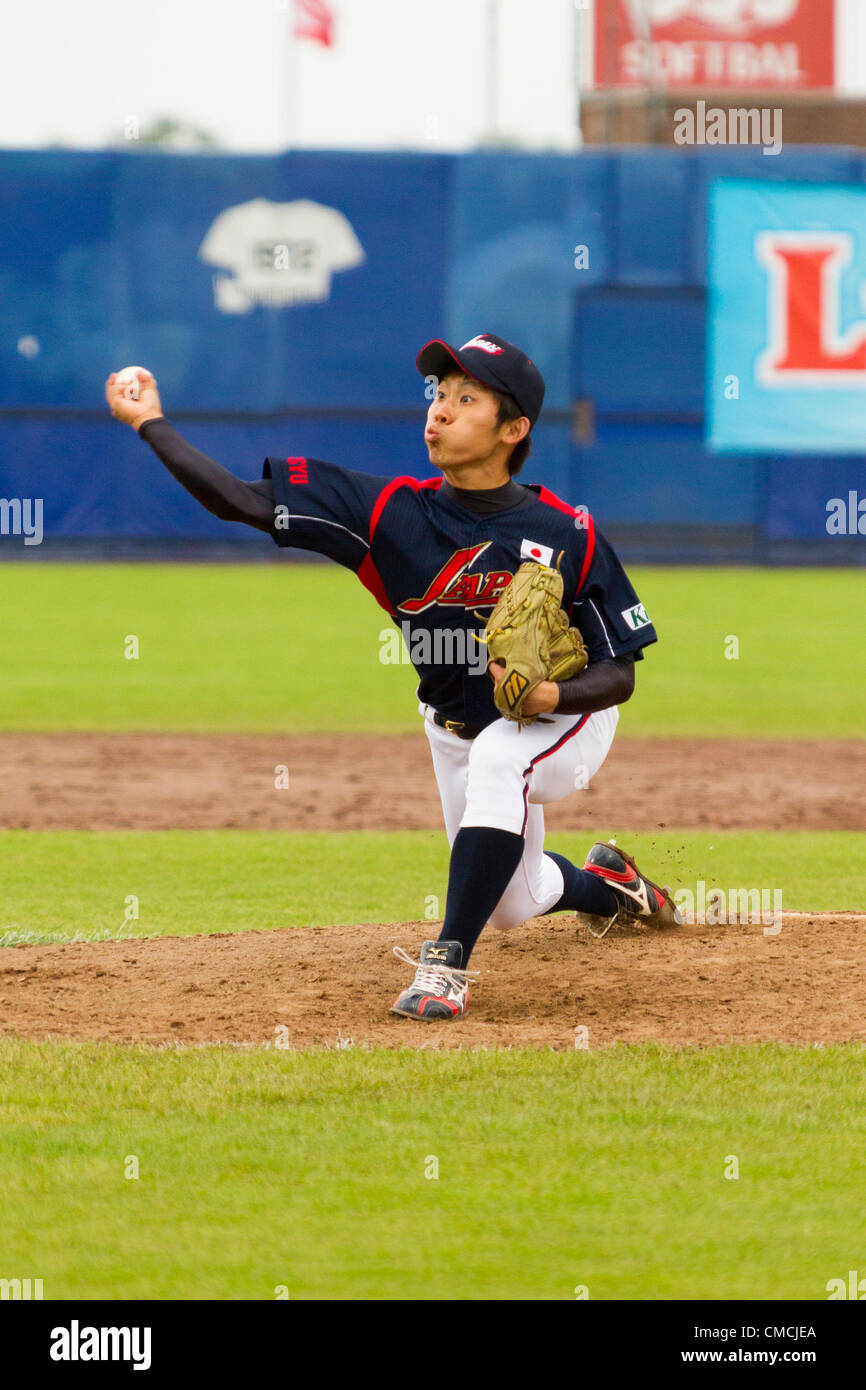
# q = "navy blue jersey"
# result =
<box><xmin>263</xmin><ymin>455</ymin><xmax>658</xmax><ymax>727</ymax></box>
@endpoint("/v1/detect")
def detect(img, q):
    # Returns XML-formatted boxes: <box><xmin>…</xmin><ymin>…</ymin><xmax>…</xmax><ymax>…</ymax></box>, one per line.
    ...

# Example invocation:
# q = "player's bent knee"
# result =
<box><xmin>486</xmin><ymin>905</ymin><xmax>529</xmax><ymax>932</ymax></box>
<box><xmin>487</xmin><ymin>880</ymin><xmax>537</xmax><ymax>933</ymax></box>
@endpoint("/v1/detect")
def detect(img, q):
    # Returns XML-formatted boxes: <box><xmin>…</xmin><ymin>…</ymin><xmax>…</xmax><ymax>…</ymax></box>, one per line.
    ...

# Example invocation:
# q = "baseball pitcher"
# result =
<box><xmin>106</xmin><ymin>333</ymin><xmax>680</xmax><ymax>1022</ymax></box>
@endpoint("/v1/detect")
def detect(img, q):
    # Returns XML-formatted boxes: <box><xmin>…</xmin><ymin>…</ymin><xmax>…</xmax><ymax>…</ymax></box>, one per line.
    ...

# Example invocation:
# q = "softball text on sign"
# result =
<box><xmin>594</xmin><ymin>0</ymin><xmax>835</xmax><ymax>90</ymax></box>
<box><xmin>707</xmin><ymin>180</ymin><xmax>866</xmax><ymax>454</ymax></box>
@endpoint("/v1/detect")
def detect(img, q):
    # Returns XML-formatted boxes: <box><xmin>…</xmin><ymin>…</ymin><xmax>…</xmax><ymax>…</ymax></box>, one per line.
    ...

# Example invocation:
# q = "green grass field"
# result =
<box><xmin>2</xmin><ymin>563</ymin><xmax>864</xmax><ymax>1301</ymax></box>
<box><xmin>1</xmin><ymin>563</ymin><xmax>864</xmax><ymax>735</ymax></box>
<box><xmin>3</xmin><ymin>1041</ymin><xmax>864</xmax><ymax>1300</ymax></box>
<box><xmin>0</xmin><ymin>829</ymin><xmax>863</xmax><ymax>946</ymax></box>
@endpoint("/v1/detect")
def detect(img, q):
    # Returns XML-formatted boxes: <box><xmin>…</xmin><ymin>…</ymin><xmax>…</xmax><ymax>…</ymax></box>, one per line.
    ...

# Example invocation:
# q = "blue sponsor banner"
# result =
<box><xmin>708</xmin><ymin>180</ymin><xmax>866</xmax><ymax>454</ymax></box>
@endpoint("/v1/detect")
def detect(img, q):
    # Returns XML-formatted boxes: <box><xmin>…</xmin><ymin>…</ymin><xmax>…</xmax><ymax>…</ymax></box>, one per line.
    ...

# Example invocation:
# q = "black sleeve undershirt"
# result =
<box><xmin>138</xmin><ymin>416</ymin><xmax>276</xmax><ymax>533</ymax></box>
<box><xmin>554</xmin><ymin>653</ymin><xmax>635</xmax><ymax>715</ymax></box>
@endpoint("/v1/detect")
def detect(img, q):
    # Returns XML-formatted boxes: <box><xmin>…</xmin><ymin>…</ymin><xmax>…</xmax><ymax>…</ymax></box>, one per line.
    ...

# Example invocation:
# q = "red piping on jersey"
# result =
<box><xmin>357</xmin><ymin>552</ymin><xmax>393</xmax><ymax>614</ymax></box>
<box><xmin>368</xmin><ymin>474</ymin><xmax>442</xmax><ymax>542</ymax></box>
<box><xmin>535</xmin><ymin>486</ymin><xmax>595</xmax><ymax>594</ymax></box>
<box><xmin>519</xmin><ymin>713</ymin><xmax>591</xmax><ymax>836</ymax></box>
<box><xmin>358</xmin><ymin>475</ymin><xmax>441</xmax><ymax>613</ymax></box>
<box><xmin>575</xmin><ymin>513</ymin><xmax>594</xmax><ymax>594</ymax></box>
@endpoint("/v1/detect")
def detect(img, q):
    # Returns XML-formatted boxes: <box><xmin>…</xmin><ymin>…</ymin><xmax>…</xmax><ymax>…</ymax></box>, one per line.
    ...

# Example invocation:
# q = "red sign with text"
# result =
<box><xmin>595</xmin><ymin>0</ymin><xmax>835</xmax><ymax>90</ymax></box>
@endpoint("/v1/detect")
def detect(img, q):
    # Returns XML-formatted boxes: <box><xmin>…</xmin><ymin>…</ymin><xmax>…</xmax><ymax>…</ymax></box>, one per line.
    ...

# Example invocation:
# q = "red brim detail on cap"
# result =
<box><xmin>415</xmin><ymin>338</ymin><xmax>488</xmax><ymax>389</ymax></box>
<box><xmin>415</xmin><ymin>337</ymin><xmax>536</xmax><ymax>426</ymax></box>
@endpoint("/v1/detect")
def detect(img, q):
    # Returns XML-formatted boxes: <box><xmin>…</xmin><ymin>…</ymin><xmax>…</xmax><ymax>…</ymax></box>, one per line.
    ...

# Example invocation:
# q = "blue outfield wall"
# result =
<box><xmin>1</xmin><ymin>145</ymin><xmax>865</xmax><ymax>560</ymax></box>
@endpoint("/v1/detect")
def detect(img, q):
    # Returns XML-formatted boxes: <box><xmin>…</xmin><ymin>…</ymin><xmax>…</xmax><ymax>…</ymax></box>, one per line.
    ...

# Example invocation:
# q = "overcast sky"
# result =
<box><xmin>0</xmin><ymin>0</ymin><xmax>861</xmax><ymax>155</ymax></box>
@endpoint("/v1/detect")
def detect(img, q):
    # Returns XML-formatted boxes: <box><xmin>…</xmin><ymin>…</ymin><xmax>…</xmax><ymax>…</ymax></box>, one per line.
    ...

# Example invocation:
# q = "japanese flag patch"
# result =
<box><xmin>520</xmin><ymin>538</ymin><xmax>553</xmax><ymax>567</ymax></box>
<box><xmin>622</xmin><ymin>602</ymin><xmax>651</xmax><ymax>631</ymax></box>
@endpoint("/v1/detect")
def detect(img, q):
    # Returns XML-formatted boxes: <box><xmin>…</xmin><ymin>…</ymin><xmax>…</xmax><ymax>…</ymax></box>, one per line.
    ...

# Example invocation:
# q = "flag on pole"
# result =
<box><xmin>294</xmin><ymin>0</ymin><xmax>335</xmax><ymax>48</ymax></box>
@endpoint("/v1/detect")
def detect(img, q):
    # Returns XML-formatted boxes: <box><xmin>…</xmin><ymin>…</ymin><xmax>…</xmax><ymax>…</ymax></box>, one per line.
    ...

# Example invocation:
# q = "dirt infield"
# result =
<box><xmin>2</xmin><ymin>732</ymin><xmax>864</xmax><ymax>831</ymax></box>
<box><xmin>2</xmin><ymin>913</ymin><xmax>864</xmax><ymax>1049</ymax></box>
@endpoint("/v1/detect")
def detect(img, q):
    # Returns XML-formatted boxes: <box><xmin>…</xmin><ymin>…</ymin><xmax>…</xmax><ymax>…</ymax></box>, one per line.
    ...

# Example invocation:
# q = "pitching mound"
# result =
<box><xmin>2</xmin><ymin>913</ymin><xmax>864</xmax><ymax>1049</ymax></box>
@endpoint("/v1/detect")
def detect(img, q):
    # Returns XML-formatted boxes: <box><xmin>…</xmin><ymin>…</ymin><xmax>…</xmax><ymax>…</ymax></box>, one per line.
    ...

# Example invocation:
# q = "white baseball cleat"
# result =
<box><xmin>390</xmin><ymin>940</ymin><xmax>478</xmax><ymax>1020</ymax></box>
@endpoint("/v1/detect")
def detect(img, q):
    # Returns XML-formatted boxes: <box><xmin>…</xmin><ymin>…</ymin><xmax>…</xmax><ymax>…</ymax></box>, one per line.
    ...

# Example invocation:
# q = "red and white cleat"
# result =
<box><xmin>583</xmin><ymin>839</ymin><xmax>683</xmax><ymax>932</ymax></box>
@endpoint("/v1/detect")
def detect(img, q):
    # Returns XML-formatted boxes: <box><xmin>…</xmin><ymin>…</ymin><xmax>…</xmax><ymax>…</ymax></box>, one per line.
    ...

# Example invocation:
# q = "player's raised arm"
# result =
<box><xmin>105</xmin><ymin>367</ymin><xmax>276</xmax><ymax>532</ymax></box>
<box><xmin>105</xmin><ymin>366</ymin><xmax>164</xmax><ymax>432</ymax></box>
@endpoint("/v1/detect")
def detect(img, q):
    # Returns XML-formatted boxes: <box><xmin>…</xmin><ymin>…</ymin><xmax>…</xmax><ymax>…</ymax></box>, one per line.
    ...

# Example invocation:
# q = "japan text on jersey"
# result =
<box><xmin>263</xmin><ymin>456</ymin><xmax>658</xmax><ymax>727</ymax></box>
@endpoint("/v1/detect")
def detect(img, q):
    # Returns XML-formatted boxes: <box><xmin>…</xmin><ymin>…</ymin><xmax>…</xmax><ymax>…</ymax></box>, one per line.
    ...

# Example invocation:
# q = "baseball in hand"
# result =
<box><xmin>115</xmin><ymin>366</ymin><xmax>153</xmax><ymax>401</ymax></box>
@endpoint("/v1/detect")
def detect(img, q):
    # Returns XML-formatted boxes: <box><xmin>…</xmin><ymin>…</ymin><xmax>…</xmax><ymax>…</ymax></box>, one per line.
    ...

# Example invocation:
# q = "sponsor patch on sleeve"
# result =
<box><xmin>622</xmin><ymin>602</ymin><xmax>651</xmax><ymax>631</ymax></box>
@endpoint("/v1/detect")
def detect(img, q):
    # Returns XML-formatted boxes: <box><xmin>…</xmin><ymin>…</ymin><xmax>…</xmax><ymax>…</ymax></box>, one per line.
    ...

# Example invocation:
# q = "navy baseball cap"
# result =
<box><xmin>416</xmin><ymin>332</ymin><xmax>545</xmax><ymax>428</ymax></box>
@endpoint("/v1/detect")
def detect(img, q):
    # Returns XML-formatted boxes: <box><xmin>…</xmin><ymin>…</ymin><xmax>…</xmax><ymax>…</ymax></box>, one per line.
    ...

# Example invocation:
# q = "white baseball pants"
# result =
<box><xmin>420</xmin><ymin>701</ymin><xmax>619</xmax><ymax>931</ymax></box>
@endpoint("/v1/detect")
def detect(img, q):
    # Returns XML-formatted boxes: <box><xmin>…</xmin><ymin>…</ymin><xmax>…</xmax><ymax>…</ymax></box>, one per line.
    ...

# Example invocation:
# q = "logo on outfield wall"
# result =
<box><xmin>199</xmin><ymin>198</ymin><xmax>366</xmax><ymax>314</ymax></box>
<box><xmin>708</xmin><ymin>181</ymin><xmax>866</xmax><ymax>453</ymax></box>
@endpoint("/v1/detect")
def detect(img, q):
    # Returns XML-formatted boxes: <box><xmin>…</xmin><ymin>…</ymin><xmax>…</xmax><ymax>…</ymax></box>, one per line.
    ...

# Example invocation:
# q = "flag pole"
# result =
<box><xmin>285</xmin><ymin>2</ymin><xmax>300</xmax><ymax>151</ymax></box>
<box><xmin>635</xmin><ymin>0</ymin><xmax>664</xmax><ymax>141</ymax></box>
<box><xmin>486</xmin><ymin>0</ymin><xmax>498</xmax><ymax>143</ymax></box>
<box><xmin>572</xmin><ymin>0</ymin><xmax>583</xmax><ymax>147</ymax></box>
